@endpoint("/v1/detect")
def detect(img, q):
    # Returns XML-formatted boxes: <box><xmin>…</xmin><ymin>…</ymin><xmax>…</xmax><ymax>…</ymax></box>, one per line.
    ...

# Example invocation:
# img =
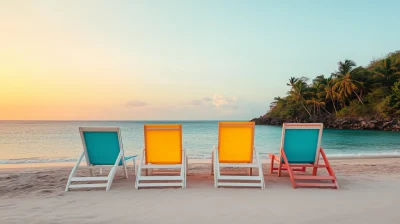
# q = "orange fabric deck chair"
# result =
<box><xmin>269</xmin><ymin>123</ymin><xmax>339</xmax><ymax>189</ymax></box>
<box><xmin>135</xmin><ymin>124</ymin><xmax>187</xmax><ymax>189</ymax></box>
<box><xmin>212</xmin><ymin>122</ymin><xmax>265</xmax><ymax>189</ymax></box>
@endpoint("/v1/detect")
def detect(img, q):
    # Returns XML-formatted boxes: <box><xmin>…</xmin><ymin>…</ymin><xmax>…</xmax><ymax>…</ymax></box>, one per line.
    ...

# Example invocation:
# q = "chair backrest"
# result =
<box><xmin>218</xmin><ymin>122</ymin><xmax>255</xmax><ymax>163</ymax></box>
<box><xmin>144</xmin><ymin>124</ymin><xmax>182</xmax><ymax>164</ymax></box>
<box><xmin>280</xmin><ymin>123</ymin><xmax>323</xmax><ymax>164</ymax></box>
<box><xmin>79</xmin><ymin>127</ymin><xmax>123</xmax><ymax>166</ymax></box>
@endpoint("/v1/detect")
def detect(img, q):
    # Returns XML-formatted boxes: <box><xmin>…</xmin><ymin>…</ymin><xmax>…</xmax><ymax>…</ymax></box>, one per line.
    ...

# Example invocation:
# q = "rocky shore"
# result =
<box><xmin>250</xmin><ymin>115</ymin><xmax>400</xmax><ymax>131</ymax></box>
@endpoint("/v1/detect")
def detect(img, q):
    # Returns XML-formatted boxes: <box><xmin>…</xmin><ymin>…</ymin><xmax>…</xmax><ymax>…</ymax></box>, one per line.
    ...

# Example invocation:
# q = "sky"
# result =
<box><xmin>1</xmin><ymin>0</ymin><xmax>399</xmax><ymax>120</ymax></box>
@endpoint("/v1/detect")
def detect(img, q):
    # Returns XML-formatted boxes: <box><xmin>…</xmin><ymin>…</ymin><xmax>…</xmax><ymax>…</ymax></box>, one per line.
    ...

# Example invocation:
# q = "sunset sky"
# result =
<box><xmin>1</xmin><ymin>1</ymin><xmax>399</xmax><ymax>120</ymax></box>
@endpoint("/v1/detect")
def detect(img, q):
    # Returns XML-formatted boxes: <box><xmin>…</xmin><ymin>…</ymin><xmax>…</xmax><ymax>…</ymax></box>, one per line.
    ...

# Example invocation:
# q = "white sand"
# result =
<box><xmin>1</xmin><ymin>158</ymin><xmax>400</xmax><ymax>224</ymax></box>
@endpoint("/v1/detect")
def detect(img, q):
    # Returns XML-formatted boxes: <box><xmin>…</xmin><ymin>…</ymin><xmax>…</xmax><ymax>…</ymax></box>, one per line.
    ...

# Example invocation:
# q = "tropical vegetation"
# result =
<box><xmin>267</xmin><ymin>51</ymin><xmax>400</xmax><ymax>120</ymax></box>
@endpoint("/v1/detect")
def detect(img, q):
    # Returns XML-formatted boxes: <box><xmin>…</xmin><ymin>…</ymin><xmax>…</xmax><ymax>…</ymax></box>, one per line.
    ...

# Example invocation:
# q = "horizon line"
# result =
<box><xmin>0</xmin><ymin>119</ymin><xmax>250</xmax><ymax>122</ymax></box>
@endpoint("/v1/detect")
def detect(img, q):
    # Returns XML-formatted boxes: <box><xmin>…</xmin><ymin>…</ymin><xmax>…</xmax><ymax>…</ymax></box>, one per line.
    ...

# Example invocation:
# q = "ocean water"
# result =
<box><xmin>1</xmin><ymin>121</ymin><xmax>400</xmax><ymax>164</ymax></box>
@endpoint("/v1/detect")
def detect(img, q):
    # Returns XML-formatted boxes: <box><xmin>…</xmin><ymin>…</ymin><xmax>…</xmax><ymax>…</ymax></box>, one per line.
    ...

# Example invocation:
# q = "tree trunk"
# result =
<box><xmin>332</xmin><ymin>100</ymin><xmax>338</xmax><ymax>115</ymax></box>
<box><xmin>300</xmin><ymin>101</ymin><xmax>312</xmax><ymax>118</ymax></box>
<box><xmin>322</xmin><ymin>106</ymin><xmax>332</xmax><ymax>115</ymax></box>
<box><xmin>352</xmin><ymin>90</ymin><xmax>364</xmax><ymax>106</ymax></box>
<box><xmin>313</xmin><ymin>104</ymin><xmax>316</xmax><ymax>115</ymax></box>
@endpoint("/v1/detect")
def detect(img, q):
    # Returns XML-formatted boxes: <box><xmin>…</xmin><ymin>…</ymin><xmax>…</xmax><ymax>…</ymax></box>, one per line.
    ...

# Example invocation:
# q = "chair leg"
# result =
<box><xmin>281</xmin><ymin>150</ymin><xmax>296</xmax><ymax>189</ymax></box>
<box><xmin>123</xmin><ymin>163</ymin><xmax>128</xmax><ymax>179</ymax></box>
<box><xmin>312</xmin><ymin>167</ymin><xmax>318</xmax><ymax>176</ymax></box>
<box><xmin>89</xmin><ymin>168</ymin><xmax>94</xmax><ymax>177</ymax></box>
<box><xmin>106</xmin><ymin>171</ymin><xmax>114</xmax><ymax>191</ymax></box>
<box><xmin>136</xmin><ymin>150</ymin><xmax>145</xmax><ymax>190</ymax></box>
<box><xmin>320</xmin><ymin>148</ymin><xmax>339</xmax><ymax>189</ymax></box>
<box><xmin>65</xmin><ymin>152</ymin><xmax>85</xmax><ymax>192</ymax></box>
<box><xmin>278</xmin><ymin>163</ymin><xmax>282</xmax><ymax>177</ymax></box>
<box><xmin>255</xmin><ymin>149</ymin><xmax>265</xmax><ymax>189</ymax></box>
<box><xmin>133</xmin><ymin>159</ymin><xmax>137</xmax><ymax>176</ymax></box>
<box><xmin>106</xmin><ymin>152</ymin><xmax>123</xmax><ymax>191</ymax></box>
<box><xmin>185</xmin><ymin>156</ymin><xmax>188</xmax><ymax>188</ymax></box>
<box><xmin>181</xmin><ymin>157</ymin><xmax>185</xmax><ymax>189</ymax></box>
<box><xmin>186</xmin><ymin>156</ymin><xmax>188</xmax><ymax>176</ymax></box>
<box><xmin>270</xmin><ymin>155</ymin><xmax>275</xmax><ymax>174</ymax></box>
<box><xmin>278</xmin><ymin>150</ymin><xmax>283</xmax><ymax>177</ymax></box>
<box><xmin>249</xmin><ymin>168</ymin><xmax>252</xmax><ymax>176</ymax></box>
<box><xmin>211</xmin><ymin>151</ymin><xmax>214</xmax><ymax>176</ymax></box>
<box><xmin>214</xmin><ymin>150</ymin><xmax>218</xmax><ymax>188</ymax></box>
<box><xmin>135</xmin><ymin>162</ymin><xmax>141</xmax><ymax>190</ymax></box>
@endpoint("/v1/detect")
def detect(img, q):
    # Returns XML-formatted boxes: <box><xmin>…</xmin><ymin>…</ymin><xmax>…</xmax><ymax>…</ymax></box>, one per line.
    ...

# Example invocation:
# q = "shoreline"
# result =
<box><xmin>2</xmin><ymin>156</ymin><xmax>400</xmax><ymax>169</ymax></box>
<box><xmin>251</xmin><ymin>117</ymin><xmax>400</xmax><ymax>131</ymax></box>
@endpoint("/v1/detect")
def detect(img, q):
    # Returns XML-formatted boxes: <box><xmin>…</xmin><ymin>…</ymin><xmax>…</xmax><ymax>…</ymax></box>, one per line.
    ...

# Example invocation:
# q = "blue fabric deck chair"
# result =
<box><xmin>269</xmin><ymin>123</ymin><xmax>339</xmax><ymax>189</ymax></box>
<box><xmin>65</xmin><ymin>127</ymin><xmax>136</xmax><ymax>191</ymax></box>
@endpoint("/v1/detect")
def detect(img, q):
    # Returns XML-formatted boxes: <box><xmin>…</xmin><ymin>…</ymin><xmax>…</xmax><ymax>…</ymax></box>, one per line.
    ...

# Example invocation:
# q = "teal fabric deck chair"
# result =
<box><xmin>65</xmin><ymin>127</ymin><xmax>136</xmax><ymax>191</ymax></box>
<box><xmin>269</xmin><ymin>123</ymin><xmax>339</xmax><ymax>189</ymax></box>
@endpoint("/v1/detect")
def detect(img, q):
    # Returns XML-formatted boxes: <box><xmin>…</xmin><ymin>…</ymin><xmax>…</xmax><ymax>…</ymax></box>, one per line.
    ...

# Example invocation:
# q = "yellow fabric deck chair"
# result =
<box><xmin>135</xmin><ymin>124</ymin><xmax>187</xmax><ymax>189</ymax></box>
<box><xmin>212</xmin><ymin>122</ymin><xmax>265</xmax><ymax>189</ymax></box>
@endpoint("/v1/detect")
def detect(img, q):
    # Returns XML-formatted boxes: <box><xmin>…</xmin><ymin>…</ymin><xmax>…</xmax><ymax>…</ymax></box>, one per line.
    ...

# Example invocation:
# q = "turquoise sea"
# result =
<box><xmin>1</xmin><ymin>121</ymin><xmax>400</xmax><ymax>164</ymax></box>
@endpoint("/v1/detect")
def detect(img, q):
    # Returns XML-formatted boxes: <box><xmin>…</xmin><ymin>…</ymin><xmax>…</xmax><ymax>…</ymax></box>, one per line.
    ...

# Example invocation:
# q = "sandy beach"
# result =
<box><xmin>0</xmin><ymin>158</ymin><xmax>399</xmax><ymax>224</ymax></box>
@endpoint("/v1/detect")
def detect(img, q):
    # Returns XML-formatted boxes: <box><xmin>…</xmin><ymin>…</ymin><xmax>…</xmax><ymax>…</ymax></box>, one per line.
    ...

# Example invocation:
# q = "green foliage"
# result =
<box><xmin>336</xmin><ymin>101</ymin><xmax>372</xmax><ymax>118</ymax></box>
<box><xmin>388</xmin><ymin>81</ymin><xmax>400</xmax><ymax>116</ymax></box>
<box><xmin>266</xmin><ymin>51</ymin><xmax>400</xmax><ymax>120</ymax></box>
<box><xmin>363</xmin><ymin>88</ymin><xmax>391</xmax><ymax>118</ymax></box>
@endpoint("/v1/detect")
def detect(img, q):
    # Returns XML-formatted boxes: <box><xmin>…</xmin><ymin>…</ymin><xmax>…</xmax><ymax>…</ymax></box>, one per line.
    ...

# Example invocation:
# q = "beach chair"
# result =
<box><xmin>212</xmin><ymin>122</ymin><xmax>265</xmax><ymax>189</ymax></box>
<box><xmin>135</xmin><ymin>124</ymin><xmax>187</xmax><ymax>189</ymax></box>
<box><xmin>269</xmin><ymin>123</ymin><xmax>339</xmax><ymax>189</ymax></box>
<box><xmin>65</xmin><ymin>127</ymin><xmax>136</xmax><ymax>191</ymax></box>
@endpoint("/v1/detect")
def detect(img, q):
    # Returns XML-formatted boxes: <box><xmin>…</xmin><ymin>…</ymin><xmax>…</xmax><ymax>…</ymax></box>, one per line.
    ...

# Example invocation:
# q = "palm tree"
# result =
<box><xmin>270</xmin><ymin>96</ymin><xmax>286</xmax><ymax>109</ymax></box>
<box><xmin>264</xmin><ymin>51</ymin><xmax>400</xmax><ymax>122</ymax></box>
<box><xmin>333</xmin><ymin>73</ymin><xmax>364</xmax><ymax>106</ymax></box>
<box><xmin>287</xmin><ymin>77</ymin><xmax>312</xmax><ymax>118</ymax></box>
<box><xmin>324</xmin><ymin>77</ymin><xmax>339</xmax><ymax>114</ymax></box>
<box><xmin>306</xmin><ymin>97</ymin><xmax>326</xmax><ymax>115</ymax></box>
<box><xmin>374</xmin><ymin>58</ymin><xmax>400</xmax><ymax>87</ymax></box>
<box><xmin>312</xmin><ymin>75</ymin><xmax>326</xmax><ymax>86</ymax></box>
<box><xmin>334</xmin><ymin>60</ymin><xmax>356</xmax><ymax>77</ymax></box>
<box><xmin>350</xmin><ymin>66</ymin><xmax>373</xmax><ymax>99</ymax></box>
<box><xmin>333</xmin><ymin>60</ymin><xmax>364</xmax><ymax>106</ymax></box>
<box><xmin>287</xmin><ymin>77</ymin><xmax>299</xmax><ymax>87</ymax></box>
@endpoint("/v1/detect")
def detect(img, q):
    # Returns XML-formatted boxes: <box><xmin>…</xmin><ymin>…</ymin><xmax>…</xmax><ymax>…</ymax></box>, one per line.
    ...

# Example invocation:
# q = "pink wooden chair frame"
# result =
<box><xmin>269</xmin><ymin>123</ymin><xmax>339</xmax><ymax>189</ymax></box>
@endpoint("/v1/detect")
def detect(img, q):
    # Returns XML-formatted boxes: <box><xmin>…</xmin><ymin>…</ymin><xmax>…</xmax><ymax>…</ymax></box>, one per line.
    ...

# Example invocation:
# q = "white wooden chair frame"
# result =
<box><xmin>135</xmin><ymin>148</ymin><xmax>187</xmax><ymax>189</ymax></box>
<box><xmin>212</xmin><ymin>146</ymin><xmax>265</xmax><ymax>189</ymax></box>
<box><xmin>65</xmin><ymin>127</ymin><xmax>136</xmax><ymax>191</ymax></box>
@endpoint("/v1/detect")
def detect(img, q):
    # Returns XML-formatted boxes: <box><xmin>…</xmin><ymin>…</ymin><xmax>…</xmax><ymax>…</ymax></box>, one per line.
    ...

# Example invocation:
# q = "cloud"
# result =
<box><xmin>188</xmin><ymin>100</ymin><xmax>204</xmax><ymax>106</ymax></box>
<box><xmin>220</xmin><ymin>104</ymin><xmax>239</xmax><ymax>110</ymax></box>
<box><xmin>188</xmin><ymin>94</ymin><xmax>238</xmax><ymax>110</ymax></box>
<box><xmin>188</xmin><ymin>97</ymin><xmax>213</xmax><ymax>107</ymax></box>
<box><xmin>202</xmin><ymin>97</ymin><xmax>212</xmax><ymax>102</ymax></box>
<box><xmin>125</xmin><ymin>100</ymin><xmax>148</xmax><ymax>107</ymax></box>
<box><xmin>212</xmin><ymin>94</ymin><xmax>237</xmax><ymax>108</ymax></box>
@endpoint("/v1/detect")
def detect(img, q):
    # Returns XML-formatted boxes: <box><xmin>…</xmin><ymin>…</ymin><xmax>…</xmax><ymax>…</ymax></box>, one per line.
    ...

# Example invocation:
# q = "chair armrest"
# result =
<box><xmin>124</xmin><ymin>155</ymin><xmax>137</xmax><ymax>161</ymax></box>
